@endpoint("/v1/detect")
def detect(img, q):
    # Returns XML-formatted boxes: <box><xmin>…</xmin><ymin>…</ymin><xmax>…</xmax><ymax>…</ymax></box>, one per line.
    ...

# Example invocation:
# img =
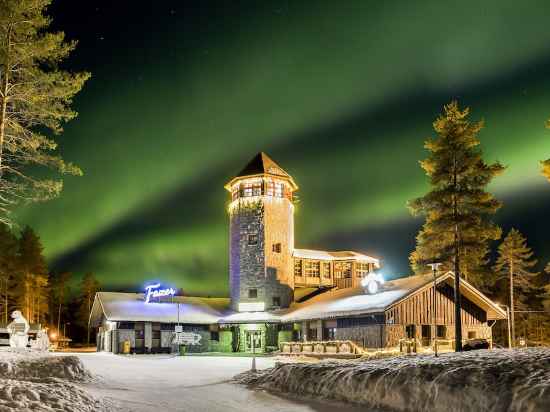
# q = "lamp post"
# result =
<box><xmin>498</xmin><ymin>304</ymin><xmax>512</xmax><ymax>349</ymax></box>
<box><xmin>427</xmin><ymin>263</ymin><xmax>442</xmax><ymax>357</ymax></box>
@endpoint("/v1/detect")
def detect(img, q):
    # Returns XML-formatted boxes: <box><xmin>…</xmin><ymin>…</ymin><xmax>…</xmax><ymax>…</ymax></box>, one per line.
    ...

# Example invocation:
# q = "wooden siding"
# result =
<box><xmin>385</xmin><ymin>283</ymin><xmax>487</xmax><ymax>327</ymax></box>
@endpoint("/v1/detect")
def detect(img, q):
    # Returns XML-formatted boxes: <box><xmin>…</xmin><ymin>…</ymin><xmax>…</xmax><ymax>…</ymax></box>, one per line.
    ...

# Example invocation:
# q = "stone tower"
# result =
<box><xmin>225</xmin><ymin>152</ymin><xmax>298</xmax><ymax>311</ymax></box>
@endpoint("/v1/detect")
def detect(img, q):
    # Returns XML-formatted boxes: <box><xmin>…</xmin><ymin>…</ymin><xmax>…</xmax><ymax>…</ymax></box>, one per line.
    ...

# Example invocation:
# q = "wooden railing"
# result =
<box><xmin>279</xmin><ymin>340</ymin><xmax>364</xmax><ymax>356</ymax></box>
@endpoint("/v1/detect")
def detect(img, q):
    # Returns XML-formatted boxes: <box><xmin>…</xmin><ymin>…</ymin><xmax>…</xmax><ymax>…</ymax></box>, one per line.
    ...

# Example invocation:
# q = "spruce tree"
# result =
<box><xmin>0</xmin><ymin>223</ymin><xmax>17</xmax><ymax>323</ymax></box>
<box><xmin>77</xmin><ymin>272</ymin><xmax>100</xmax><ymax>344</ymax></box>
<box><xmin>0</xmin><ymin>0</ymin><xmax>89</xmax><ymax>224</ymax></box>
<box><xmin>493</xmin><ymin>229</ymin><xmax>538</xmax><ymax>346</ymax></box>
<box><xmin>16</xmin><ymin>226</ymin><xmax>48</xmax><ymax>323</ymax></box>
<box><xmin>409</xmin><ymin>101</ymin><xmax>505</xmax><ymax>351</ymax></box>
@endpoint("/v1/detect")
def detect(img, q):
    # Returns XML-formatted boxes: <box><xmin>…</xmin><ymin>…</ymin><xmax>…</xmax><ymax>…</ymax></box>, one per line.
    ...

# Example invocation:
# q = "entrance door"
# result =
<box><xmin>246</xmin><ymin>331</ymin><xmax>261</xmax><ymax>353</ymax></box>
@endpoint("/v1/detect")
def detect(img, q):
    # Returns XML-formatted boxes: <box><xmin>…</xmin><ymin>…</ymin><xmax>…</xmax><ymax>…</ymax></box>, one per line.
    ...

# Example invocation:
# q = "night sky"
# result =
<box><xmin>14</xmin><ymin>0</ymin><xmax>550</xmax><ymax>296</ymax></box>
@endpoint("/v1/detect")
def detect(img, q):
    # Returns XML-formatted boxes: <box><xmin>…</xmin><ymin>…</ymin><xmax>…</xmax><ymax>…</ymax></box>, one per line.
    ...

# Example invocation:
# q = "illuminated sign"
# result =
<box><xmin>238</xmin><ymin>302</ymin><xmax>265</xmax><ymax>312</ymax></box>
<box><xmin>361</xmin><ymin>272</ymin><xmax>385</xmax><ymax>295</ymax></box>
<box><xmin>145</xmin><ymin>283</ymin><xmax>176</xmax><ymax>303</ymax></box>
<box><xmin>173</xmin><ymin>332</ymin><xmax>202</xmax><ymax>345</ymax></box>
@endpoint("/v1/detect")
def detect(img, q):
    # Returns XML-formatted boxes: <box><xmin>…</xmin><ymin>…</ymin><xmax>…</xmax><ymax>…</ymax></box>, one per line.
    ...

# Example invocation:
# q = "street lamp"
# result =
<box><xmin>427</xmin><ymin>262</ymin><xmax>442</xmax><ymax>357</ymax></box>
<box><xmin>497</xmin><ymin>304</ymin><xmax>512</xmax><ymax>349</ymax></box>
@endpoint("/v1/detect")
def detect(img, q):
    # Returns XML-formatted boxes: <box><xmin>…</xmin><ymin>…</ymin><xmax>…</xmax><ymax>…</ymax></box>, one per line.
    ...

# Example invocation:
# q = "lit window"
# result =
<box><xmin>272</xmin><ymin>243</ymin><xmax>281</xmax><ymax>253</ymax></box>
<box><xmin>265</xmin><ymin>181</ymin><xmax>274</xmax><ymax>196</ymax></box>
<box><xmin>248</xmin><ymin>234</ymin><xmax>258</xmax><ymax>245</ymax></box>
<box><xmin>294</xmin><ymin>259</ymin><xmax>303</xmax><ymax>277</ymax></box>
<box><xmin>304</xmin><ymin>260</ymin><xmax>320</xmax><ymax>277</ymax></box>
<box><xmin>322</xmin><ymin>262</ymin><xmax>331</xmax><ymax>279</ymax></box>
<box><xmin>274</xmin><ymin>182</ymin><xmax>283</xmax><ymax>198</ymax></box>
<box><xmin>248</xmin><ymin>289</ymin><xmax>257</xmax><ymax>299</ymax></box>
<box><xmin>334</xmin><ymin>262</ymin><xmax>352</xmax><ymax>278</ymax></box>
<box><xmin>356</xmin><ymin>262</ymin><xmax>371</xmax><ymax>278</ymax></box>
<box><xmin>252</xmin><ymin>182</ymin><xmax>262</xmax><ymax>196</ymax></box>
<box><xmin>243</xmin><ymin>183</ymin><xmax>252</xmax><ymax>197</ymax></box>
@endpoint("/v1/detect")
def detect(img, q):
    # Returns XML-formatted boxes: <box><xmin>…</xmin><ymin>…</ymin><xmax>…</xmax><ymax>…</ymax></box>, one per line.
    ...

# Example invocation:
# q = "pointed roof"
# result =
<box><xmin>225</xmin><ymin>152</ymin><xmax>298</xmax><ymax>190</ymax></box>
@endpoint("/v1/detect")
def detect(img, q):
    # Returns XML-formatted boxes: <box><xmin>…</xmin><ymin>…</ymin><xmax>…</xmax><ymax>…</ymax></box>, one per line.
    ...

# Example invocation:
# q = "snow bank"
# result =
<box><xmin>0</xmin><ymin>349</ymin><xmax>112</xmax><ymax>411</ymax></box>
<box><xmin>236</xmin><ymin>348</ymin><xmax>550</xmax><ymax>412</ymax></box>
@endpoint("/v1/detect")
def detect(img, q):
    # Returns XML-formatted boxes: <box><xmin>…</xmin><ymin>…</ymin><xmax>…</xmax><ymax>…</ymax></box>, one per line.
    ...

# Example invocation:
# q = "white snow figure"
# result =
<box><xmin>31</xmin><ymin>329</ymin><xmax>50</xmax><ymax>351</ymax></box>
<box><xmin>6</xmin><ymin>310</ymin><xmax>30</xmax><ymax>349</ymax></box>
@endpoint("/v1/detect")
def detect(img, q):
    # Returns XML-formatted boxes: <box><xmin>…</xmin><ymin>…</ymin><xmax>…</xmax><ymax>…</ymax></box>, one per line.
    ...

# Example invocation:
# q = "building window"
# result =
<box><xmin>272</xmin><ymin>296</ymin><xmax>281</xmax><ymax>307</ymax></box>
<box><xmin>356</xmin><ymin>262</ymin><xmax>371</xmax><ymax>278</ymax></box>
<box><xmin>274</xmin><ymin>182</ymin><xmax>283</xmax><ymax>198</ymax></box>
<box><xmin>308</xmin><ymin>328</ymin><xmax>318</xmax><ymax>341</ymax></box>
<box><xmin>324</xmin><ymin>327</ymin><xmax>336</xmax><ymax>340</ymax></box>
<box><xmin>405</xmin><ymin>324</ymin><xmax>416</xmax><ymax>339</ymax></box>
<box><xmin>248</xmin><ymin>289</ymin><xmax>257</xmax><ymax>299</ymax></box>
<box><xmin>304</xmin><ymin>260</ymin><xmax>320</xmax><ymax>277</ymax></box>
<box><xmin>334</xmin><ymin>262</ymin><xmax>352</xmax><ymax>279</ymax></box>
<box><xmin>322</xmin><ymin>262</ymin><xmax>331</xmax><ymax>279</ymax></box>
<box><xmin>294</xmin><ymin>259</ymin><xmax>303</xmax><ymax>277</ymax></box>
<box><xmin>247</xmin><ymin>234</ymin><xmax>258</xmax><ymax>245</ymax></box>
<box><xmin>243</xmin><ymin>183</ymin><xmax>252</xmax><ymax>197</ymax></box>
<box><xmin>421</xmin><ymin>325</ymin><xmax>431</xmax><ymax>339</ymax></box>
<box><xmin>468</xmin><ymin>331</ymin><xmax>476</xmax><ymax>340</ymax></box>
<box><xmin>211</xmin><ymin>331</ymin><xmax>219</xmax><ymax>341</ymax></box>
<box><xmin>252</xmin><ymin>182</ymin><xmax>262</xmax><ymax>196</ymax></box>
<box><xmin>272</xmin><ymin>243</ymin><xmax>281</xmax><ymax>253</ymax></box>
<box><xmin>437</xmin><ymin>325</ymin><xmax>446</xmax><ymax>338</ymax></box>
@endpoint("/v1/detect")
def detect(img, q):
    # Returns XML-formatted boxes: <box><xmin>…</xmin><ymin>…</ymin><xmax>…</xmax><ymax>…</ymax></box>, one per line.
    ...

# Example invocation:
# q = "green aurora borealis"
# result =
<box><xmin>13</xmin><ymin>0</ymin><xmax>550</xmax><ymax>295</ymax></box>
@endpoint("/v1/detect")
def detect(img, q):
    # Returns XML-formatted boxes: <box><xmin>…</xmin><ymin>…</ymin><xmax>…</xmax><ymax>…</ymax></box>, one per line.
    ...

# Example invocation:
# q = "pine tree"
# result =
<box><xmin>0</xmin><ymin>223</ymin><xmax>17</xmax><ymax>323</ymax></box>
<box><xmin>409</xmin><ymin>101</ymin><xmax>505</xmax><ymax>351</ymax></box>
<box><xmin>15</xmin><ymin>226</ymin><xmax>48</xmax><ymax>324</ymax></box>
<box><xmin>542</xmin><ymin>120</ymin><xmax>550</xmax><ymax>182</ymax></box>
<box><xmin>49</xmin><ymin>271</ymin><xmax>71</xmax><ymax>335</ymax></box>
<box><xmin>77</xmin><ymin>272</ymin><xmax>100</xmax><ymax>344</ymax></box>
<box><xmin>493</xmin><ymin>229</ymin><xmax>538</xmax><ymax>346</ymax></box>
<box><xmin>0</xmin><ymin>0</ymin><xmax>89</xmax><ymax>224</ymax></box>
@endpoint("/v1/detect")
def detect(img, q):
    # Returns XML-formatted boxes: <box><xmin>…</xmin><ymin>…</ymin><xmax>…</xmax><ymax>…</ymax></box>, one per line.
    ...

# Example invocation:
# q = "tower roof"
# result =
<box><xmin>225</xmin><ymin>152</ymin><xmax>298</xmax><ymax>190</ymax></box>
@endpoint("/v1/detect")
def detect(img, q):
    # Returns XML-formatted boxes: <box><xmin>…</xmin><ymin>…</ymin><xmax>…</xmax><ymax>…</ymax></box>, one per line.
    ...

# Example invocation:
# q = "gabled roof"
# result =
<box><xmin>293</xmin><ymin>248</ymin><xmax>380</xmax><ymax>265</ymax></box>
<box><xmin>282</xmin><ymin>272</ymin><xmax>506</xmax><ymax>322</ymax></box>
<box><xmin>89</xmin><ymin>292</ymin><xmax>231</xmax><ymax>327</ymax></box>
<box><xmin>225</xmin><ymin>152</ymin><xmax>298</xmax><ymax>190</ymax></box>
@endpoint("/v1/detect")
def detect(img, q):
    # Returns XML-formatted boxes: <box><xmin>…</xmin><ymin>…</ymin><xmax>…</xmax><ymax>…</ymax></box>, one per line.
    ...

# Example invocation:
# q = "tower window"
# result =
<box><xmin>247</xmin><ymin>234</ymin><xmax>258</xmax><ymax>245</ymax></box>
<box><xmin>274</xmin><ymin>182</ymin><xmax>283</xmax><ymax>197</ymax></box>
<box><xmin>272</xmin><ymin>243</ymin><xmax>281</xmax><ymax>253</ymax></box>
<box><xmin>252</xmin><ymin>182</ymin><xmax>262</xmax><ymax>196</ymax></box>
<box><xmin>272</xmin><ymin>296</ymin><xmax>281</xmax><ymax>307</ymax></box>
<box><xmin>322</xmin><ymin>262</ymin><xmax>331</xmax><ymax>279</ymax></box>
<box><xmin>248</xmin><ymin>289</ymin><xmax>258</xmax><ymax>299</ymax></box>
<box><xmin>243</xmin><ymin>183</ymin><xmax>252</xmax><ymax>197</ymax></box>
<box><xmin>294</xmin><ymin>259</ymin><xmax>303</xmax><ymax>277</ymax></box>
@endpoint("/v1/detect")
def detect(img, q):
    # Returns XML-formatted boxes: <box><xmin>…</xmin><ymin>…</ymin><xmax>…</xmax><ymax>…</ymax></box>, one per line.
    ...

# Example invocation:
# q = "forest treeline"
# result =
<box><xmin>0</xmin><ymin>224</ymin><xmax>99</xmax><ymax>343</ymax></box>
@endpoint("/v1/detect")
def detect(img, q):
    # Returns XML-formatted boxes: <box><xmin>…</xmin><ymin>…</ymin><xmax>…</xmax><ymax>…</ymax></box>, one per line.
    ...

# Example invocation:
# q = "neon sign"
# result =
<box><xmin>145</xmin><ymin>283</ymin><xmax>176</xmax><ymax>303</ymax></box>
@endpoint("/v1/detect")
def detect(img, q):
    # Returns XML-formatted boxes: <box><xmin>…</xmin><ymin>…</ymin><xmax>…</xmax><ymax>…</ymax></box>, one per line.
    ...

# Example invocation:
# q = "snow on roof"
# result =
<box><xmin>293</xmin><ymin>248</ymin><xmax>380</xmax><ymax>265</ymax></box>
<box><xmin>282</xmin><ymin>274</ymin><xmax>433</xmax><ymax>322</ymax></box>
<box><xmin>91</xmin><ymin>292</ymin><xmax>231</xmax><ymax>325</ymax></box>
<box><xmin>219</xmin><ymin>311</ymin><xmax>284</xmax><ymax>324</ymax></box>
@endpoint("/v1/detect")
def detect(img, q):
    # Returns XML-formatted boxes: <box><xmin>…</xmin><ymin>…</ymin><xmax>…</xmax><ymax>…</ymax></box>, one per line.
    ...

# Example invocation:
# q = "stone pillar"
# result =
<box><xmin>144</xmin><ymin>322</ymin><xmax>152</xmax><ymax>352</ymax></box>
<box><xmin>301</xmin><ymin>321</ymin><xmax>308</xmax><ymax>342</ymax></box>
<box><xmin>317</xmin><ymin>320</ymin><xmax>324</xmax><ymax>341</ymax></box>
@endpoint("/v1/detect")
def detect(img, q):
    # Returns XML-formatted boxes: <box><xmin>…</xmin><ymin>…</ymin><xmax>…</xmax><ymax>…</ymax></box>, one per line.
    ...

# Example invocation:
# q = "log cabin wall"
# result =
<box><xmin>383</xmin><ymin>282</ymin><xmax>492</xmax><ymax>347</ymax></box>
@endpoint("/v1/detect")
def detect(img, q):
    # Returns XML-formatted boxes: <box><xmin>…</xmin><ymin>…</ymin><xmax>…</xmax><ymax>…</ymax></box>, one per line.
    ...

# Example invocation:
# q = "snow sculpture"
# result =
<box><xmin>30</xmin><ymin>329</ymin><xmax>50</xmax><ymax>351</ymax></box>
<box><xmin>6</xmin><ymin>310</ymin><xmax>30</xmax><ymax>349</ymax></box>
<box><xmin>361</xmin><ymin>272</ymin><xmax>385</xmax><ymax>294</ymax></box>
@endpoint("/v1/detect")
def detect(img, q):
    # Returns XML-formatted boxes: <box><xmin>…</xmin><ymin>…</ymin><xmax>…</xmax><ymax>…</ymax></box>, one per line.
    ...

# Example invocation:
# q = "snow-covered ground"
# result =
<box><xmin>237</xmin><ymin>348</ymin><xmax>550</xmax><ymax>412</ymax></box>
<box><xmin>0</xmin><ymin>348</ymin><xmax>112</xmax><ymax>411</ymax></box>
<box><xmin>74</xmin><ymin>352</ymin><xmax>365</xmax><ymax>411</ymax></box>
